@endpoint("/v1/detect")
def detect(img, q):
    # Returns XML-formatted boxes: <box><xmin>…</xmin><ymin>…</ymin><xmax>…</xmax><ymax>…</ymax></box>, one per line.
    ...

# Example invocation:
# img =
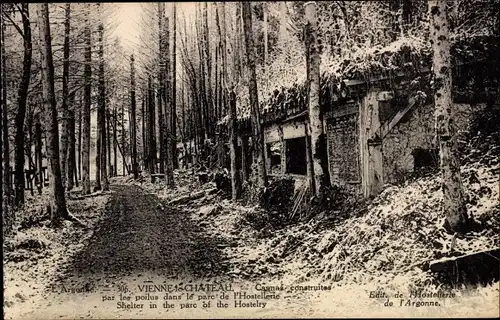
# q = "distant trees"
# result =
<box><xmin>429</xmin><ymin>0</ymin><xmax>469</xmax><ymax>232</ymax></box>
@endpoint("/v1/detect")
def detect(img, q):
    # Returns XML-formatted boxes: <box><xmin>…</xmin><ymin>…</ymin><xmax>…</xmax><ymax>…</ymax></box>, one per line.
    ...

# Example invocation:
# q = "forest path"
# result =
<box><xmin>19</xmin><ymin>183</ymin><xmax>238</xmax><ymax>319</ymax></box>
<box><xmin>62</xmin><ymin>183</ymin><xmax>229</xmax><ymax>280</ymax></box>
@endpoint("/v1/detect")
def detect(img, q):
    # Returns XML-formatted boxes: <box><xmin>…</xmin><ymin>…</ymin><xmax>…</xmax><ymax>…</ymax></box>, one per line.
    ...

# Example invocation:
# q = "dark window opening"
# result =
<box><xmin>412</xmin><ymin>148</ymin><xmax>439</xmax><ymax>171</ymax></box>
<box><xmin>286</xmin><ymin>137</ymin><xmax>307</xmax><ymax>175</ymax></box>
<box><xmin>266</xmin><ymin>142</ymin><xmax>282</xmax><ymax>175</ymax></box>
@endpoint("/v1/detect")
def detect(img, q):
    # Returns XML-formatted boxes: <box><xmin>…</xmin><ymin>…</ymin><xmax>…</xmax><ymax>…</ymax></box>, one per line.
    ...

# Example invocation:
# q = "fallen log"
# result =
<box><xmin>428</xmin><ymin>247</ymin><xmax>499</xmax><ymax>285</ymax></box>
<box><xmin>167</xmin><ymin>187</ymin><xmax>217</xmax><ymax>206</ymax></box>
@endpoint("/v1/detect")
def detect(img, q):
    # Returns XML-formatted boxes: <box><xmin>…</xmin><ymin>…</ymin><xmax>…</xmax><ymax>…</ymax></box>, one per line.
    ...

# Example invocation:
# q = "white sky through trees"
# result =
<box><xmin>110</xmin><ymin>2</ymin><xmax>197</xmax><ymax>54</ymax></box>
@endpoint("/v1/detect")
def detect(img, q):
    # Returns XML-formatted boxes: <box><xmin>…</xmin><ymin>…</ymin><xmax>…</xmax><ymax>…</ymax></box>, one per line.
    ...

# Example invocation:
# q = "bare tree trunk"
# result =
<box><xmin>228</xmin><ymin>90</ymin><xmax>241</xmax><ymax>199</ymax></box>
<box><xmin>107</xmin><ymin>109</ymin><xmax>111</xmax><ymax>177</ymax></box>
<box><xmin>113</xmin><ymin>106</ymin><xmax>117</xmax><ymax>176</ymax></box>
<box><xmin>121</xmin><ymin>99</ymin><xmax>126</xmax><ymax>176</ymax></box>
<box><xmin>263</xmin><ymin>2</ymin><xmax>268</xmax><ymax>66</ymax></box>
<box><xmin>0</xmin><ymin>5</ymin><xmax>5</xmax><ymax>231</ymax></box>
<box><xmin>305</xmin><ymin>2</ymin><xmax>325</xmax><ymax>196</ymax></box>
<box><xmin>130</xmin><ymin>54</ymin><xmax>138</xmax><ymax>179</ymax></box>
<box><xmin>35</xmin><ymin>116</ymin><xmax>42</xmax><ymax>194</ymax></box>
<box><xmin>14</xmin><ymin>3</ymin><xmax>32</xmax><ymax>206</ymax></box>
<box><xmin>25</xmin><ymin>112</ymin><xmax>34</xmax><ymax>196</ymax></box>
<box><xmin>65</xmin><ymin>92</ymin><xmax>76</xmax><ymax>190</ymax></box>
<box><xmin>429</xmin><ymin>0</ymin><xmax>469</xmax><ymax>233</ymax></box>
<box><xmin>1</xmin><ymin>10</ymin><xmax>11</xmax><ymax>216</ymax></box>
<box><xmin>180</xmin><ymin>75</ymin><xmax>187</xmax><ymax>168</ymax></box>
<box><xmin>163</xmin><ymin>8</ymin><xmax>175</xmax><ymax>187</ymax></box>
<box><xmin>59</xmin><ymin>3</ymin><xmax>71</xmax><ymax>191</ymax></box>
<box><xmin>157</xmin><ymin>3</ymin><xmax>165</xmax><ymax>174</ymax></box>
<box><xmin>36</xmin><ymin>2</ymin><xmax>69</xmax><ymax>223</ymax></box>
<box><xmin>96</xmin><ymin>16</ymin><xmax>108</xmax><ymax>191</ymax></box>
<box><xmin>77</xmin><ymin>94</ymin><xmax>82</xmax><ymax>181</ymax></box>
<box><xmin>148</xmin><ymin>77</ymin><xmax>156</xmax><ymax>174</ymax></box>
<box><xmin>67</xmin><ymin>105</ymin><xmax>76</xmax><ymax>191</ymax></box>
<box><xmin>81</xmin><ymin>4</ymin><xmax>92</xmax><ymax>194</ymax></box>
<box><xmin>215</xmin><ymin>4</ymin><xmax>225</xmax><ymax>169</ymax></box>
<box><xmin>219</xmin><ymin>3</ymin><xmax>240</xmax><ymax>198</ymax></box>
<box><xmin>202</xmin><ymin>2</ymin><xmax>213</xmax><ymax>140</ymax></box>
<box><xmin>242</xmin><ymin>2</ymin><xmax>267</xmax><ymax>189</ymax></box>
<box><xmin>171</xmin><ymin>3</ymin><xmax>178</xmax><ymax>169</ymax></box>
<box><xmin>234</xmin><ymin>3</ymin><xmax>242</xmax><ymax>80</ymax></box>
<box><xmin>141</xmin><ymin>95</ymin><xmax>147</xmax><ymax>171</ymax></box>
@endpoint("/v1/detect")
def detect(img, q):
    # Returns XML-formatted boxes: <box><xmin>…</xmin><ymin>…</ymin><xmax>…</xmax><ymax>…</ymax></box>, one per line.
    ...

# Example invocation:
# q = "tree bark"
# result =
<box><xmin>121</xmin><ymin>98</ymin><xmax>126</xmax><ymax>175</ymax></box>
<box><xmin>219</xmin><ymin>3</ymin><xmax>240</xmax><ymax>198</ymax></box>
<box><xmin>157</xmin><ymin>3</ymin><xmax>165</xmax><ymax>174</ymax></box>
<box><xmin>141</xmin><ymin>94</ymin><xmax>147</xmax><ymax>171</ymax></box>
<box><xmin>107</xmin><ymin>107</ymin><xmax>112</xmax><ymax>177</ymax></box>
<box><xmin>228</xmin><ymin>90</ymin><xmax>241</xmax><ymax>199</ymax></box>
<box><xmin>36</xmin><ymin>2</ymin><xmax>69</xmax><ymax>223</ymax></box>
<box><xmin>59</xmin><ymin>3</ymin><xmax>71</xmax><ymax>190</ymax></box>
<box><xmin>77</xmin><ymin>93</ymin><xmax>82</xmax><ymax>182</ymax></box>
<box><xmin>66</xmin><ymin>104</ymin><xmax>76</xmax><ymax>191</ymax></box>
<box><xmin>163</xmin><ymin>9</ymin><xmax>175</xmax><ymax>187</ymax></box>
<box><xmin>1</xmin><ymin>11</ymin><xmax>11</xmax><ymax>215</ymax></box>
<box><xmin>148</xmin><ymin>76</ymin><xmax>156</xmax><ymax>174</ymax></box>
<box><xmin>130</xmin><ymin>54</ymin><xmax>138</xmax><ymax>179</ymax></box>
<box><xmin>241</xmin><ymin>2</ymin><xmax>267</xmax><ymax>189</ymax></box>
<box><xmin>14</xmin><ymin>3</ymin><xmax>32</xmax><ymax>206</ymax></box>
<box><xmin>0</xmin><ymin>6</ymin><xmax>5</xmax><ymax>231</ymax></box>
<box><xmin>429</xmin><ymin>0</ymin><xmax>469</xmax><ymax>233</ymax></box>
<box><xmin>171</xmin><ymin>3</ymin><xmax>178</xmax><ymax>169</ymax></box>
<box><xmin>65</xmin><ymin>92</ymin><xmax>76</xmax><ymax>191</ymax></box>
<box><xmin>96</xmin><ymin>15</ymin><xmax>108</xmax><ymax>191</ymax></box>
<box><xmin>81</xmin><ymin>4</ymin><xmax>92</xmax><ymax>194</ymax></box>
<box><xmin>113</xmin><ymin>106</ymin><xmax>117</xmax><ymax>176</ymax></box>
<box><xmin>35</xmin><ymin>116</ymin><xmax>42</xmax><ymax>194</ymax></box>
<box><xmin>305</xmin><ymin>2</ymin><xmax>325</xmax><ymax>196</ymax></box>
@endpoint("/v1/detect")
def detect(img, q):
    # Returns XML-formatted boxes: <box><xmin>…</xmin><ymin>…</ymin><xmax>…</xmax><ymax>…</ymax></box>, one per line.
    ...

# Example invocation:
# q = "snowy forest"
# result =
<box><xmin>2</xmin><ymin>1</ymin><xmax>499</xmax><ymax>319</ymax></box>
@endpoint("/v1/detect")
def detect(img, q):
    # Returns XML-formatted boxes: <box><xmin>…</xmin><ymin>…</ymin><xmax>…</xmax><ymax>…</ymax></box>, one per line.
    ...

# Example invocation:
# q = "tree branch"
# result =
<box><xmin>2</xmin><ymin>11</ymin><xmax>25</xmax><ymax>39</ymax></box>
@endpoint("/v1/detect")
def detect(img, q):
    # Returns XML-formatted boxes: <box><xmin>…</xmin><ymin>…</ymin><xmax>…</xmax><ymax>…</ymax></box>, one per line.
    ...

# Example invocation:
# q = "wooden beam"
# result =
<box><xmin>374</xmin><ymin>91</ymin><xmax>426</xmax><ymax>140</ymax></box>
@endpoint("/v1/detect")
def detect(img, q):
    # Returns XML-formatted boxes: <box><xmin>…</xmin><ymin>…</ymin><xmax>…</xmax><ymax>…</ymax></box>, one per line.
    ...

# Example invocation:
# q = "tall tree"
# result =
<box><xmin>171</xmin><ymin>3</ymin><xmax>178</xmax><ymax>169</ymax></box>
<box><xmin>163</xmin><ymin>8</ymin><xmax>174</xmax><ymax>187</ymax></box>
<box><xmin>219</xmin><ymin>3</ymin><xmax>240</xmax><ymax>199</ymax></box>
<box><xmin>97</xmin><ymin>12</ymin><xmax>109</xmax><ymax>191</ymax></box>
<box><xmin>130</xmin><ymin>54</ymin><xmax>138</xmax><ymax>179</ymax></box>
<box><xmin>121</xmin><ymin>94</ymin><xmax>126</xmax><ymax>175</ymax></box>
<box><xmin>112</xmin><ymin>105</ymin><xmax>117</xmax><ymax>176</ymax></box>
<box><xmin>429</xmin><ymin>0</ymin><xmax>469</xmax><ymax>232</ymax></box>
<box><xmin>148</xmin><ymin>75</ymin><xmax>156</xmax><ymax>174</ymax></box>
<box><xmin>35</xmin><ymin>115</ymin><xmax>43</xmax><ymax>194</ymax></box>
<box><xmin>0</xmin><ymin>4</ymin><xmax>5</xmax><ymax>231</ymax></box>
<box><xmin>14</xmin><ymin>3</ymin><xmax>32</xmax><ymax>206</ymax></box>
<box><xmin>36</xmin><ymin>2</ymin><xmax>69</xmax><ymax>222</ymax></box>
<box><xmin>2</xmin><ymin>4</ymin><xmax>11</xmax><ymax>214</ymax></box>
<box><xmin>304</xmin><ymin>1</ymin><xmax>325</xmax><ymax>196</ymax></box>
<box><xmin>81</xmin><ymin>4</ymin><xmax>92</xmax><ymax>194</ymax></box>
<box><xmin>59</xmin><ymin>3</ymin><xmax>71</xmax><ymax>190</ymax></box>
<box><xmin>157</xmin><ymin>3</ymin><xmax>165</xmax><ymax>174</ymax></box>
<box><xmin>66</xmin><ymin>95</ymin><xmax>76</xmax><ymax>191</ymax></box>
<box><xmin>242</xmin><ymin>2</ymin><xmax>267</xmax><ymax>189</ymax></box>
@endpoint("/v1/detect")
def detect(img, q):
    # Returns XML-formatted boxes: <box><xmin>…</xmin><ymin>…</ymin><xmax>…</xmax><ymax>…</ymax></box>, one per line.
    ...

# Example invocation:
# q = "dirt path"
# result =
<box><xmin>13</xmin><ymin>184</ymin><xmax>237</xmax><ymax>319</ymax></box>
<box><xmin>63</xmin><ymin>184</ymin><xmax>229</xmax><ymax>280</ymax></box>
